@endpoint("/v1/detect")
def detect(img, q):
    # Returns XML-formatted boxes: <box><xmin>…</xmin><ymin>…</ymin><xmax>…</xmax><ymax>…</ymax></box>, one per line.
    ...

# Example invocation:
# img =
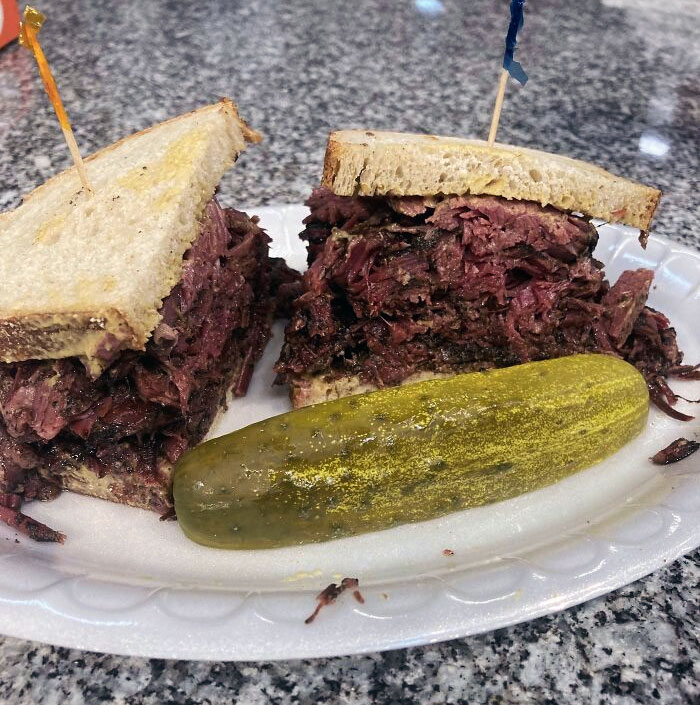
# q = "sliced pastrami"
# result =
<box><xmin>0</xmin><ymin>198</ymin><xmax>296</xmax><ymax>539</ymax></box>
<box><xmin>277</xmin><ymin>188</ymin><xmax>687</xmax><ymax>414</ymax></box>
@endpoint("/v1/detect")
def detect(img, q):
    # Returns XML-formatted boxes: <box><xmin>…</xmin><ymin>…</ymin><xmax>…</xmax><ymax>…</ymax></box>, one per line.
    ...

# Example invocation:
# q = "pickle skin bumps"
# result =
<box><xmin>173</xmin><ymin>354</ymin><xmax>649</xmax><ymax>549</ymax></box>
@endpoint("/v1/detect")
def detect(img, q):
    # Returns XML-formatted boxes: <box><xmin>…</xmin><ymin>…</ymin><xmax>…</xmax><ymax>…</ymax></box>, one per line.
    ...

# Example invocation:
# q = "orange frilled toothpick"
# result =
<box><xmin>19</xmin><ymin>5</ymin><xmax>93</xmax><ymax>194</ymax></box>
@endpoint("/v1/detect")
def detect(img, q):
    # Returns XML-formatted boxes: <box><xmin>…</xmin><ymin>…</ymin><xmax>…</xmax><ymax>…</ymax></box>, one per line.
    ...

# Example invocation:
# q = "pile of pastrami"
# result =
<box><xmin>0</xmin><ymin>199</ymin><xmax>289</xmax><ymax>540</ymax></box>
<box><xmin>276</xmin><ymin>189</ymin><xmax>697</xmax><ymax>411</ymax></box>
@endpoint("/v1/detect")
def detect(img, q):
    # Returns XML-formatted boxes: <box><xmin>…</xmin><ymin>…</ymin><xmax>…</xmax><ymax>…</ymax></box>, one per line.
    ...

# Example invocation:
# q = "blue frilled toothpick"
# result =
<box><xmin>488</xmin><ymin>0</ymin><xmax>528</xmax><ymax>146</ymax></box>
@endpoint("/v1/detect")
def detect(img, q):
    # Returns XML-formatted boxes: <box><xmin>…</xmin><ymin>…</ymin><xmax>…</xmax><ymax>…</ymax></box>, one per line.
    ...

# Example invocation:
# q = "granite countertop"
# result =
<box><xmin>0</xmin><ymin>0</ymin><xmax>698</xmax><ymax>702</ymax></box>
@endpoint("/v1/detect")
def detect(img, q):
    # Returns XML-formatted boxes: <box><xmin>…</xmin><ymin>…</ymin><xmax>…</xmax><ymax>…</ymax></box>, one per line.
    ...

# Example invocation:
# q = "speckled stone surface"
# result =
<box><xmin>0</xmin><ymin>0</ymin><xmax>698</xmax><ymax>702</ymax></box>
<box><xmin>0</xmin><ymin>556</ymin><xmax>697</xmax><ymax>704</ymax></box>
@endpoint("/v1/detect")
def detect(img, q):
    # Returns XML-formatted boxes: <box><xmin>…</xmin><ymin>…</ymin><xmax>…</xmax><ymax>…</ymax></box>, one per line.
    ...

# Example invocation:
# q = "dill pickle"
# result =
<box><xmin>173</xmin><ymin>354</ymin><xmax>649</xmax><ymax>549</ymax></box>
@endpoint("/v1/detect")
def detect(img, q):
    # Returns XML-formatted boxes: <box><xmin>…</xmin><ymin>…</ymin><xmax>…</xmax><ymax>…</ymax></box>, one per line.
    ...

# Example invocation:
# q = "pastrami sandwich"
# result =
<box><xmin>276</xmin><ymin>130</ymin><xmax>695</xmax><ymax>410</ymax></box>
<box><xmin>0</xmin><ymin>100</ymin><xmax>286</xmax><ymax>540</ymax></box>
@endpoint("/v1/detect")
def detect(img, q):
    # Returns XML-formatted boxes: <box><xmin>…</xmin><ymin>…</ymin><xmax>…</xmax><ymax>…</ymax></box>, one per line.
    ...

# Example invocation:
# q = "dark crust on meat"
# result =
<box><xmin>0</xmin><ymin>200</ymin><xmax>281</xmax><ymax>524</ymax></box>
<box><xmin>651</xmin><ymin>438</ymin><xmax>699</xmax><ymax>465</ymax></box>
<box><xmin>0</xmin><ymin>505</ymin><xmax>65</xmax><ymax>543</ymax></box>
<box><xmin>276</xmin><ymin>189</ymin><xmax>687</xmax><ymax>412</ymax></box>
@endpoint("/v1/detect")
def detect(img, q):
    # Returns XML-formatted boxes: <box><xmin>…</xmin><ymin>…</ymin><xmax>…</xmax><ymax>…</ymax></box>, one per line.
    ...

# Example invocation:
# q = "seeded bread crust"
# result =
<box><xmin>321</xmin><ymin>130</ymin><xmax>660</xmax><ymax>231</ymax></box>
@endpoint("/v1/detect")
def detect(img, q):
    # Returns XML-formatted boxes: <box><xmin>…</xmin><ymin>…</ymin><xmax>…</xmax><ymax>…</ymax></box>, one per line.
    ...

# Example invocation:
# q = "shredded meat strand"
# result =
<box><xmin>651</xmin><ymin>438</ymin><xmax>700</xmax><ymax>465</ymax></box>
<box><xmin>305</xmin><ymin>577</ymin><xmax>362</xmax><ymax>624</ymax></box>
<box><xmin>0</xmin><ymin>505</ymin><xmax>65</xmax><ymax>543</ymax></box>
<box><xmin>277</xmin><ymin>189</ymin><xmax>691</xmax><ymax>417</ymax></box>
<box><xmin>0</xmin><ymin>199</ymin><xmax>300</xmax><ymax>540</ymax></box>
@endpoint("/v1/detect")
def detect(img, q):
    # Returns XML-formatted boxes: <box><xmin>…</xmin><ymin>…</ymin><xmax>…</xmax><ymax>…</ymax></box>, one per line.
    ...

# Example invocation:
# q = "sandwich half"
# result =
<box><xmin>276</xmin><ymin>130</ymin><xmax>694</xmax><ymax>410</ymax></box>
<box><xmin>0</xmin><ymin>100</ymin><xmax>285</xmax><ymax>538</ymax></box>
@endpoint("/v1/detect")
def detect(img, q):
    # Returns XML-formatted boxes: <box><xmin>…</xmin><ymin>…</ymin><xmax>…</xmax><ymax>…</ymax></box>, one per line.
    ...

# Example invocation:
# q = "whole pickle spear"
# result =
<box><xmin>173</xmin><ymin>355</ymin><xmax>649</xmax><ymax>549</ymax></box>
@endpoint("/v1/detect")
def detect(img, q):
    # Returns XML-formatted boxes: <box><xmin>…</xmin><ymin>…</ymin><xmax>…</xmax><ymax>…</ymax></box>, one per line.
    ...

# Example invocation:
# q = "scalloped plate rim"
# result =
<box><xmin>0</xmin><ymin>203</ymin><xmax>697</xmax><ymax>660</ymax></box>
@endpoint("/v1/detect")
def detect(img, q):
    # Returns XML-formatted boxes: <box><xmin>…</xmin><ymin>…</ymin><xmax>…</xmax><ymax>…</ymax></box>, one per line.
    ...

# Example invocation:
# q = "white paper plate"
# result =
<box><xmin>0</xmin><ymin>205</ymin><xmax>698</xmax><ymax>660</ymax></box>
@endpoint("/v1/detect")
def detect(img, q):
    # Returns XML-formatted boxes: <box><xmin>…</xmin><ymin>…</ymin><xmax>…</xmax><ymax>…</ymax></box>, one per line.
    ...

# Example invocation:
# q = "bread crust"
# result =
<box><xmin>0</xmin><ymin>309</ymin><xmax>137</xmax><ymax>375</ymax></box>
<box><xmin>0</xmin><ymin>99</ymin><xmax>259</xmax><ymax>368</ymax></box>
<box><xmin>50</xmin><ymin>461</ymin><xmax>173</xmax><ymax>513</ymax></box>
<box><xmin>19</xmin><ymin>242</ymin><xmax>274</xmax><ymax>513</ymax></box>
<box><xmin>321</xmin><ymin>130</ymin><xmax>660</xmax><ymax>232</ymax></box>
<box><xmin>289</xmin><ymin>371</ymin><xmax>454</xmax><ymax>408</ymax></box>
<box><xmin>19</xmin><ymin>99</ymin><xmax>260</xmax><ymax>208</ymax></box>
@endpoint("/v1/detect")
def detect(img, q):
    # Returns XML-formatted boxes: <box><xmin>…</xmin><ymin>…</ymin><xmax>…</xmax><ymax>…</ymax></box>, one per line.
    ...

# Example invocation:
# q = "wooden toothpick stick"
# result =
<box><xmin>487</xmin><ymin>69</ymin><xmax>509</xmax><ymax>147</ymax></box>
<box><xmin>488</xmin><ymin>1</ymin><xmax>528</xmax><ymax>146</ymax></box>
<box><xmin>20</xmin><ymin>6</ymin><xmax>93</xmax><ymax>194</ymax></box>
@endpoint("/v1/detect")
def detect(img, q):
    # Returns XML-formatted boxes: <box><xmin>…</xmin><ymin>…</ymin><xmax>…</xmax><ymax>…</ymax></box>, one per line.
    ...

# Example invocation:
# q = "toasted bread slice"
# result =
<box><xmin>0</xmin><ymin>99</ymin><xmax>260</xmax><ymax>373</ymax></box>
<box><xmin>322</xmin><ymin>130</ymin><xmax>660</xmax><ymax>232</ymax></box>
